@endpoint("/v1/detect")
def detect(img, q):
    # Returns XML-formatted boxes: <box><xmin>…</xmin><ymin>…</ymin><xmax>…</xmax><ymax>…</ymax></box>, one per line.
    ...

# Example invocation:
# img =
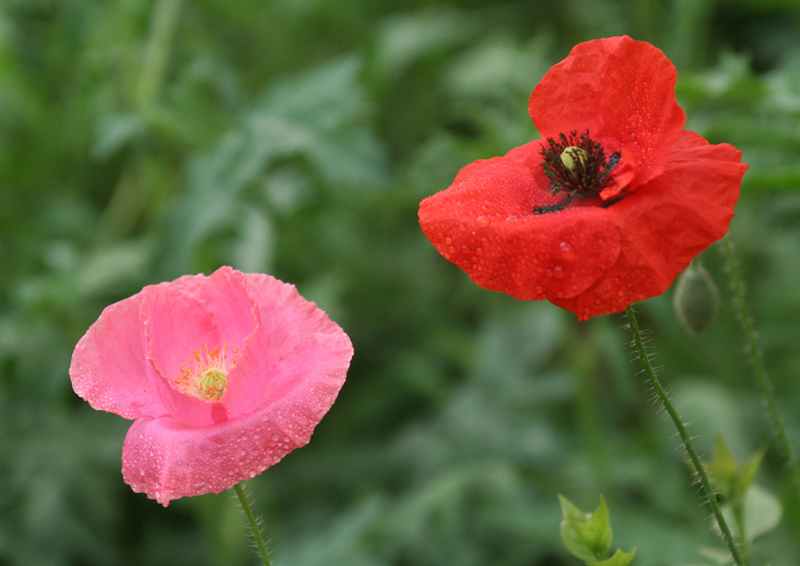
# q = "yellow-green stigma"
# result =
<box><xmin>560</xmin><ymin>146</ymin><xmax>587</xmax><ymax>171</ymax></box>
<box><xmin>175</xmin><ymin>343</ymin><xmax>237</xmax><ymax>402</ymax></box>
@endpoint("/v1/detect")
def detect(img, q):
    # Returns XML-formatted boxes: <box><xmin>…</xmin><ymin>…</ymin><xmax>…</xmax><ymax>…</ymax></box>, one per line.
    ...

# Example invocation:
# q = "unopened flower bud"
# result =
<box><xmin>673</xmin><ymin>260</ymin><xmax>719</xmax><ymax>334</ymax></box>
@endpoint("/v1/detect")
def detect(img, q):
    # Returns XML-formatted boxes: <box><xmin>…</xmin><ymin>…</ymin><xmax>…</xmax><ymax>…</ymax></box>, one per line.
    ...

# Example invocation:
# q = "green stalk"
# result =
<box><xmin>625</xmin><ymin>306</ymin><xmax>745</xmax><ymax>566</ymax></box>
<box><xmin>137</xmin><ymin>0</ymin><xmax>184</xmax><ymax>111</ymax></box>
<box><xmin>234</xmin><ymin>483</ymin><xmax>272</xmax><ymax>566</ymax></box>
<box><xmin>96</xmin><ymin>0</ymin><xmax>184</xmax><ymax>242</ymax></box>
<box><xmin>572</xmin><ymin>321</ymin><xmax>610</xmax><ymax>491</ymax></box>
<box><xmin>721</xmin><ymin>237</ymin><xmax>800</xmax><ymax>506</ymax></box>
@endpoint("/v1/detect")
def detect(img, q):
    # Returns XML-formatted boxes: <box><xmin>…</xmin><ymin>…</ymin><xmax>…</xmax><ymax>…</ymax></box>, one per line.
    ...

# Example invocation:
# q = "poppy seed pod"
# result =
<box><xmin>673</xmin><ymin>260</ymin><xmax>720</xmax><ymax>334</ymax></box>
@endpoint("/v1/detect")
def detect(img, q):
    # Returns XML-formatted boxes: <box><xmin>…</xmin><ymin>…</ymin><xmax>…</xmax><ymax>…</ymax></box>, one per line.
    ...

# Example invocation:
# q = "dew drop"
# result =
<box><xmin>445</xmin><ymin>237</ymin><xmax>452</xmax><ymax>245</ymax></box>
<box><xmin>138</xmin><ymin>433</ymin><xmax>144</xmax><ymax>440</ymax></box>
<box><xmin>553</xmin><ymin>265</ymin><xmax>564</xmax><ymax>279</ymax></box>
<box><xmin>559</xmin><ymin>241</ymin><xmax>575</xmax><ymax>259</ymax></box>
<box><xmin>476</xmin><ymin>215</ymin><xmax>490</xmax><ymax>228</ymax></box>
<box><xmin>272</xmin><ymin>456</ymin><xmax>281</xmax><ymax>464</ymax></box>
<box><xmin>272</xmin><ymin>434</ymin><xmax>279</xmax><ymax>441</ymax></box>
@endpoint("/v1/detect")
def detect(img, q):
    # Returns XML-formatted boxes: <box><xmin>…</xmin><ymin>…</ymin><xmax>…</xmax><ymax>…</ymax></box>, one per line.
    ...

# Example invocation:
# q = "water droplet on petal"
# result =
<box><xmin>559</xmin><ymin>241</ymin><xmax>575</xmax><ymax>259</ymax></box>
<box><xmin>476</xmin><ymin>215</ymin><xmax>490</xmax><ymax>227</ymax></box>
<box><xmin>553</xmin><ymin>265</ymin><xmax>564</xmax><ymax>279</ymax></box>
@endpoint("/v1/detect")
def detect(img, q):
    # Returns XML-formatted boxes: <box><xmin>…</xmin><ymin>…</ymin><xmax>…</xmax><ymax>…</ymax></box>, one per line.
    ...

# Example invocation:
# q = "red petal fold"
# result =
<box><xmin>551</xmin><ymin>132</ymin><xmax>747</xmax><ymax>319</ymax></box>
<box><xmin>419</xmin><ymin>142</ymin><xmax>622</xmax><ymax>301</ymax></box>
<box><xmin>529</xmin><ymin>36</ymin><xmax>686</xmax><ymax>194</ymax></box>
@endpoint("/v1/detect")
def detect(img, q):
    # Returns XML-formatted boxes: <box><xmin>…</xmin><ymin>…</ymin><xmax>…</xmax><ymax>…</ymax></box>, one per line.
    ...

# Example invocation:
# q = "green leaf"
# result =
<box><xmin>710</xmin><ymin>435</ymin><xmax>739</xmax><ymax>495</ymax></box>
<box><xmin>590</xmin><ymin>547</ymin><xmax>637</xmax><ymax>566</ymax></box>
<box><xmin>559</xmin><ymin>495</ymin><xmax>613</xmax><ymax>563</ymax></box>
<box><xmin>735</xmin><ymin>449</ymin><xmax>765</xmax><ymax>498</ymax></box>
<box><xmin>742</xmin><ymin>484</ymin><xmax>782</xmax><ymax>541</ymax></box>
<box><xmin>698</xmin><ymin>545</ymin><xmax>735</xmax><ymax>566</ymax></box>
<box><xmin>718</xmin><ymin>483</ymin><xmax>782</xmax><ymax>544</ymax></box>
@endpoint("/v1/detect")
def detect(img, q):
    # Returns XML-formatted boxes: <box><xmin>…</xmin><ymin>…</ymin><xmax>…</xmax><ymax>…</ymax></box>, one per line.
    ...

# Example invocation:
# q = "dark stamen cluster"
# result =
<box><xmin>540</xmin><ymin>130</ymin><xmax>616</xmax><ymax>197</ymax></box>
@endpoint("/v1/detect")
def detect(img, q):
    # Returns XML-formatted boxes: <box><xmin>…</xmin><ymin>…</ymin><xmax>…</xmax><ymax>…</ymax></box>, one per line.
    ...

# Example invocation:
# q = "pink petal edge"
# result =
<box><xmin>70</xmin><ymin>293</ymin><xmax>168</xmax><ymax>420</ymax></box>
<box><xmin>122</xmin><ymin>331</ymin><xmax>353</xmax><ymax>506</ymax></box>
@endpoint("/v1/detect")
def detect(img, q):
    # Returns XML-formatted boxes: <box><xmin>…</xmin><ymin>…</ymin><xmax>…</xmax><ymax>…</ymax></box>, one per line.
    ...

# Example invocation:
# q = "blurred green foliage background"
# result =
<box><xmin>2</xmin><ymin>0</ymin><xmax>800</xmax><ymax>564</ymax></box>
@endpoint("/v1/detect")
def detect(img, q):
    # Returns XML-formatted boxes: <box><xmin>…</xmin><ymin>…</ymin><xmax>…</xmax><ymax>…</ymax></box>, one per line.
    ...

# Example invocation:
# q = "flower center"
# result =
<box><xmin>174</xmin><ymin>343</ymin><xmax>237</xmax><ymax>402</ymax></box>
<box><xmin>536</xmin><ymin>130</ymin><xmax>620</xmax><ymax>214</ymax></box>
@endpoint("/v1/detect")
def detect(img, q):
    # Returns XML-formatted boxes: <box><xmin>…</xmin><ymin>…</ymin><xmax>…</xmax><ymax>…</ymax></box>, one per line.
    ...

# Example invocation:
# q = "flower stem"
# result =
<box><xmin>625</xmin><ymin>306</ymin><xmax>745</xmax><ymax>566</ymax></box>
<box><xmin>234</xmin><ymin>482</ymin><xmax>272</xmax><ymax>566</ymax></box>
<box><xmin>721</xmin><ymin>237</ymin><xmax>800</xmax><ymax>505</ymax></box>
<box><xmin>572</xmin><ymin>321</ymin><xmax>610</xmax><ymax>491</ymax></box>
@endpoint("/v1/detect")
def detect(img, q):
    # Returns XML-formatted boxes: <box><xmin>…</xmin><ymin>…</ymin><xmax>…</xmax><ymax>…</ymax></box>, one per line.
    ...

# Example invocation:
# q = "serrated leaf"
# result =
<box><xmin>590</xmin><ymin>547</ymin><xmax>636</xmax><ymax>566</ymax></box>
<box><xmin>559</xmin><ymin>495</ymin><xmax>613</xmax><ymax>562</ymax></box>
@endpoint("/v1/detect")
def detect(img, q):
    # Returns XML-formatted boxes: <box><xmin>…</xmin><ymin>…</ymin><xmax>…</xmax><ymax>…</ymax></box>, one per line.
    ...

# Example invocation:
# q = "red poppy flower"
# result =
<box><xmin>419</xmin><ymin>36</ymin><xmax>747</xmax><ymax>320</ymax></box>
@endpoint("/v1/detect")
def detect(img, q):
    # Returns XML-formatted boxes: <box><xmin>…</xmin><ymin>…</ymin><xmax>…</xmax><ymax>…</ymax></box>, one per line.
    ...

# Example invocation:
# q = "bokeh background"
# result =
<box><xmin>2</xmin><ymin>0</ymin><xmax>800</xmax><ymax>564</ymax></box>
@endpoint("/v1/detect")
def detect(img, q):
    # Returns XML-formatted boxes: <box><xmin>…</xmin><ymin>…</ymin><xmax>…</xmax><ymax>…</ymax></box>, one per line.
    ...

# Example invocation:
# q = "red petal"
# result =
<box><xmin>419</xmin><ymin>141</ymin><xmax>622</xmax><ymax>301</ymax></box>
<box><xmin>551</xmin><ymin>131</ymin><xmax>747</xmax><ymax>319</ymax></box>
<box><xmin>529</xmin><ymin>36</ymin><xmax>686</xmax><ymax>194</ymax></box>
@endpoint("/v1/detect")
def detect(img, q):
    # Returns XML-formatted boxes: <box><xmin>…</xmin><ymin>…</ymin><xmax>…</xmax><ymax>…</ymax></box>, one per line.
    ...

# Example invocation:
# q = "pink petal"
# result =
<box><xmin>241</xmin><ymin>273</ymin><xmax>353</xmax><ymax>406</ymax></box>
<box><xmin>140</xmin><ymin>267</ymin><xmax>261</xmax><ymax>427</ymax></box>
<box><xmin>70</xmin><ymin>293</ymin><xmax>167</xmax><ymax>420</ymax></box>
<box><xmin>122</xmin><ymin>313</ymin><xmax>352</xmax><ymax>506</ymax></box>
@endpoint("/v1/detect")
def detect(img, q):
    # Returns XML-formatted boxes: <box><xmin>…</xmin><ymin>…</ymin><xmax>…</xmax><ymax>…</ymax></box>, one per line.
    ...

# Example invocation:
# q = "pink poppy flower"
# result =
<box><xmin>70</xmin><ymin>266</ymin><xmax>353</xmax><ymax>506</ymax></box>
